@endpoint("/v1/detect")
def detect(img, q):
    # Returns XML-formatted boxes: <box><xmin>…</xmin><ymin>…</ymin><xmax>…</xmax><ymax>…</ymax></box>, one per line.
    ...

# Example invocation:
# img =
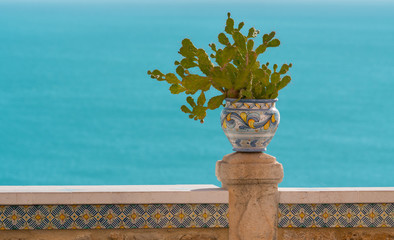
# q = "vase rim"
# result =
<box><xmin>225</xmin><ymin>98</ymin><xmax>278</xmax><ymax>103</ymax></box>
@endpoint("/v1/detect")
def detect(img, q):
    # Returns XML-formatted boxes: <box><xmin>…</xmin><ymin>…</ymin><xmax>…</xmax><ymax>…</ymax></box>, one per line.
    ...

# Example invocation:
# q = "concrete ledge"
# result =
<box><xmin>0</xmin><ymin>185</ymin><xmax>228</xmax><ymax>205</ymax></box>
<box><xmin>279</xmin><ymin>187</ymin><xmax>394</xmax><ymax>204</ymax></box>
<box><xmin>0</xmin><ymin>186</ymin><xmax>393</xmax><ymax>205</ymax></box>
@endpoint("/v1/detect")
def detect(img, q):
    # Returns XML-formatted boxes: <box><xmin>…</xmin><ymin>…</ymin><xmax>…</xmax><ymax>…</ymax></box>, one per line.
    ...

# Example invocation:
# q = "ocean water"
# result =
<box><xmin>0</xmin><ymin>0</ymin><xmax>393</xmax><ymax>187</ymax></box>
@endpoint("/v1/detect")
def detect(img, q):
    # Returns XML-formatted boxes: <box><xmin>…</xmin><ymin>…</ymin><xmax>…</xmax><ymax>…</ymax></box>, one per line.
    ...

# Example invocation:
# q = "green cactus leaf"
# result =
<box><xmin>277</xmin><ymin>75</ymin><xmax>291</xmax><ymax>90</ymax></box>
<box><xmin>182</xmin><ymin>75</ymin><xmax>211</xmax><ymax>91</ymax></box>
<box><xmin>186</xmin><ymin>96</ymin><xmax>196</xmax><ymax>107</ymax></box>
<box><xmin>255</xmin><ymin>44</ymin><xmax>267</xmax><ymax>54</ymax></box>
<box><xmin>252</xmin><ymin>79</ymin><xmax>263</xmax><ymax>97</ymax></box>
<box><xmin>179</xmin><ymin>39</ymin><xmax>197</xmax><ymax>58</ymax></box>
<box><xmin>211</xmin><ymin>66</ymin><xmax>234</xmax><ymax>89</ymax></box>
<box><xmin>193</xmin><ymin>105</ymin><xmax>207</xmax><ymax>118</ymax></box>
<box><xmin>225</xmin><ymin>17</ymin><xmax>234</xmax><ymax>34</ymax></box>
<box><xmin>181</xmin><ymin>105</ymin><xmax>192</xmax><ymax>113</ymax></box>
<box><xmin>196</xmin><ymin>49</ymin><xmax>214</xmax><ymax>75</ymax></box>
<box><xmin>233</xmin><ymin>59</ymin><xmax>241</xmax><ymax>67</ymax></box>
<box><xmin>273</xmin><ymin>64</ymin><xmax>278</xmax><ymax>72</ymax></box>
<box><xmin>254</xmin><ymin>69</ymin><xmax>269</xmax><ymax>86</ymax></box>
<box><xmin>148</xmin><ymin>69</ymin><xmax>166</xmax><ymax>81</ymax></box>
<box><xmin>254</xmin><ymin>60</ymin><xmax>260</xmax><ymax>68</ymax></box>
<box><xmin>169</xmin><ymin>84</ymin><xmax>185</xmax><ymax>94</ymax></box>
<box><xmin>271</xmin><ymin>72</ymin><xmax>280</xmax><ymax>84</ymax></box>
<box><xmin>240</xmin><ymin>89</ymin><xmax>253</xmax><ymax>99</ymax></box>
<box><xmin>233</xmin><ymin>70</ymin><xmax>249</xmax><ymax>90</ymax></box>
<box><xmin>247</xmin><ymin>27</ymin><xmax>259</xmax><ymax>38</ymax></box>
<box><xmin>237</xmin><ymin>22</ymin><xmax>244</xmax><ymax>30</ymax></box>
<box><xmin>266</xmin><ymin>83</ymin><xmax>276</xmax><ymax>96</ymax></box>
<box><xmin>263</xmin><ymin>31</ymin><xmax>276</xmax><ymax>43</ymax></box>
<box><xmin>218</xmin><ymin>33</ymin><xmax>230</xmax><ymax>45</ymax></box>
<box><xmin>232</xmin><ymin>31</ymin><xmax>246</xmax><ymax>54</ymax></box>
<box><xmin>207</xmin><ymin>94</ymin><xmax>226</xmax><ymax>110</ymax></box>
<box><xmin>151</xmin><ymin>69</ymin><xmax>163</xmax><ymax>75</ymax></box>
<box><xmin>197</xmin><ymin>91</ymin><xmax>206</xmax><ymax>105</ymax></box>
<box><xmin>257</xmin><ymin>86</ymin><xmax>267</xmax><ymax>99</ymax></box>
<box><xmin>268</xmin><ymin>39</ymin><xmax>280</xmax><ymax>47</ymax></box>
<box><xmin>180</xmin><ymin>58</ymin><xmax>198</xmax><ymax>69</ymax></box>
<box><xmin>165</xmin><ymin>73</ymin><xmax>180</xmax><ymax>84</ymax></box>
<box><xmin>176</xmin><ymin>66</ymin><xmax>185</xmax><ymax>77</ymax></box>
<box><xmin>279</xmin><ymin>64</ymin><xmax>291</xmax><ymax>74</ymax></box>
<box><xmin>247</xmin><ymin>52</ymin><xmax>257</xmax><ymax>67</ymax></box>
<box><xmin>222</xmin><ymin>46</ymin><xmax>237</xmax><ymax>64</ymax></box>
<box><xmin>215</xmin><ymin>49</ymin><xmax>224</xmax><ymax>66</ymax></box>
<box><xmin>247</xmin><ymin>39</ymin><xmax>254</xmax><ymax>51</ymax></box>
<box><xmin>209</xmin><ymin>43</ymin><xmax>217</xmax><ymax>52</ymax></box>
<box><xmin>215</xmin><ymin>47</ymin><xmax>236</xmax><ymax>67</ymax></box>
<box><xmin>224</xmin><ymin>64</ymin><xmax>238</xmax><ymax>85</ymax></box>
<box><xmin>265</xmin><ymin>67</ymin><xmax>272</xmax><ymax>76</ymax></box>
<box><xmin>212</xmin><ymin>77</ymin><xmax>233</xmax><ymax>90</ymax></box>
<box><xmin>270</xmin><ymin>92</ymin><xmax>278</xmax><ymax>98</ymax></box>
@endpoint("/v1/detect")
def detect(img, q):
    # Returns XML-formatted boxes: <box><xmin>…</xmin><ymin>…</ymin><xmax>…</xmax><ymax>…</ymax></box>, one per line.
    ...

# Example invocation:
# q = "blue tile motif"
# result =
<box><xmin>0</xmin><ymin>204</ymin><xmax>229</xmax><ymax>230</ymax></box>
<box><xmin>278</xmin><ymin>203</ymin><xmax>394</xmax><ymax>228</ymax></box>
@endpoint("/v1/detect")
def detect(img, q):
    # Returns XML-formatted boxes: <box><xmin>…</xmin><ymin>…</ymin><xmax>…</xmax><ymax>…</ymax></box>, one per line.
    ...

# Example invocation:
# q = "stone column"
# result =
<box><xmin>216</xmin><ymin>152</ymin><xmax>284</xmax><ymax>240</ymax></box>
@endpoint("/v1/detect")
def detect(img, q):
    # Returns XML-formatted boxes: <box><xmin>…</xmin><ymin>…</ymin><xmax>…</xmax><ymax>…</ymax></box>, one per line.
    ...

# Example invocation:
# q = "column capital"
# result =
<box><xmin>216</xmin><ymin>152</ymin><xmax>284</xmax><ymax>187</ymax></box>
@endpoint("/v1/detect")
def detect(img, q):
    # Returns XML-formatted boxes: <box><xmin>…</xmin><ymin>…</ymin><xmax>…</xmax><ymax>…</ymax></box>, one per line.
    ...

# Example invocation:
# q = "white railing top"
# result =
<box><xmin>0</xmin><ymin>185</ymin><xmax>392</xmax><ymax>205</ymax></box>
<box><xmin>279</xmin><ymin>187</ymin><xmax>394</xmax><ymax>204</ymax></box>
<box><xmin>0</xmin><ymin>185</ymin><xmax>226</xmax><ymax>205</ymax></box>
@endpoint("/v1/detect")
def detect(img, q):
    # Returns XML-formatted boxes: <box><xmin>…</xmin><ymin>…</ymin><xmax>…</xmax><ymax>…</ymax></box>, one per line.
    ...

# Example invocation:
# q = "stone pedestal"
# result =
<box><xmin>216</xmin><ymin>152</ymin><xmax>284</xmax><ymax>240</ymax></box>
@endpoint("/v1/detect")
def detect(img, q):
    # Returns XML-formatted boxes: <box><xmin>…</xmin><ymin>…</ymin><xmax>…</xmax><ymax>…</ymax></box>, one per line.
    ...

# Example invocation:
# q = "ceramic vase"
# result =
<box><xmin>220</xmin><ymin>98</ymin><xmax>280</xmax><ymax>152</ymax></box>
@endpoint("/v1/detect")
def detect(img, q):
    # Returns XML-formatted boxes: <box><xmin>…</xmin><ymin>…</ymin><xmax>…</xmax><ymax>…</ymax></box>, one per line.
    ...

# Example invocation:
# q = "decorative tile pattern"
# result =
<box><xmin>221</xmin><ymin>98</ymin><xmax>280</xmax><ymax>152</ymax></box>
<box><xmin>278</xmin><ymin>203</ymin><xmax>394</xmax><ymax>228</ymax></box>
<box><xmin>0</xmin><ymin>203</ymin><xmax>392</xmax><ymax>230</ymax></box>
<box><xmin>0</xmin><ymin>204</ymin><xmax>228</xmax><ymax>230</ymax></box>
<box><xmin>224</xmin><ymin>100</ymin><xmax>275</xmax><ymax>110</ymax></box>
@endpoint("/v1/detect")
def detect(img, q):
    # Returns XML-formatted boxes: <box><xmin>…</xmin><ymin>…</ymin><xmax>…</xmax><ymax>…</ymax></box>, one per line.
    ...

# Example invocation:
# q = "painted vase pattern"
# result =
<box><xmin>220</xmin><ymin>98</ymin><xmax>280</xmax><ymax>152</ymax></box>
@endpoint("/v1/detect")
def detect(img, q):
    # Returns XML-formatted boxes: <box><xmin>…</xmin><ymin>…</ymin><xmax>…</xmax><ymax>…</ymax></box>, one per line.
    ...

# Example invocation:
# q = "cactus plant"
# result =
<box><xmin>148</xmin><ymin>13</ymin><xmax>292</xmax><ymax>123</ymax></box>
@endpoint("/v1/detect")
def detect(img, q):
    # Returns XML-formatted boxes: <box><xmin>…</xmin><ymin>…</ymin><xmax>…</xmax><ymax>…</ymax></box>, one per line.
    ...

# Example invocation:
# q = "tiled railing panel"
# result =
<box><xmin>278</xmin><ymin>203</ymin><xmax>394</xmax><ymax>228</ymax></box>
<box><xmin>1</xmin><ymin>203</ymin><xmax>393</xmax><ymax>230</ymax></box>
<box><xmin>0</xmin><ymin>204</ymin><xmax>229</xmax><ymax>230</ymax></box>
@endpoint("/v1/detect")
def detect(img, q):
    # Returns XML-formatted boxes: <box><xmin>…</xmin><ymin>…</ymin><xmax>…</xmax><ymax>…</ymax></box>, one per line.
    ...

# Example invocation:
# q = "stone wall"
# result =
<box><xmin>1</xmin><ymin>227</ymin><xmax>393</xmax><ymax>240</ymax></box>
<box><xmin>0</xmin><ymin>228</ymin><xmax>229</xmax><ymax>240</ymax></box>
<box><xmin>278</xmin><ymin>228</ymin><xmax>394</xmax><ymax>240</ymax></box>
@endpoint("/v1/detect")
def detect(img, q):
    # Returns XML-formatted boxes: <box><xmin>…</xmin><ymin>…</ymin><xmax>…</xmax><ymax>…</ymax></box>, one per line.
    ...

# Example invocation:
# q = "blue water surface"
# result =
<box><xmin>0</xmin><ymin>0</ymin><xmax>393</xmax><ymax>187</ymax></box>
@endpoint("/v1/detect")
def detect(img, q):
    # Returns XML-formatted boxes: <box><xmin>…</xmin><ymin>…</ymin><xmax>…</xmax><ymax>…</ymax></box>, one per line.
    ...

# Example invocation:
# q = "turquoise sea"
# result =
<box><xmin>0</xmin><ymin>0</ymin><xmax>393</xmax><ymax>187</ymax></box>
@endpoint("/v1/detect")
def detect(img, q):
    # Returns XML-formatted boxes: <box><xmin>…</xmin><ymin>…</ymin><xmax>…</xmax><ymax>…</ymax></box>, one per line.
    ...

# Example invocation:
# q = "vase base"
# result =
<box><xmin>233</xmin><ymin>147</ymin><xmax>266</xmax><ymax>152</ymax></box>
